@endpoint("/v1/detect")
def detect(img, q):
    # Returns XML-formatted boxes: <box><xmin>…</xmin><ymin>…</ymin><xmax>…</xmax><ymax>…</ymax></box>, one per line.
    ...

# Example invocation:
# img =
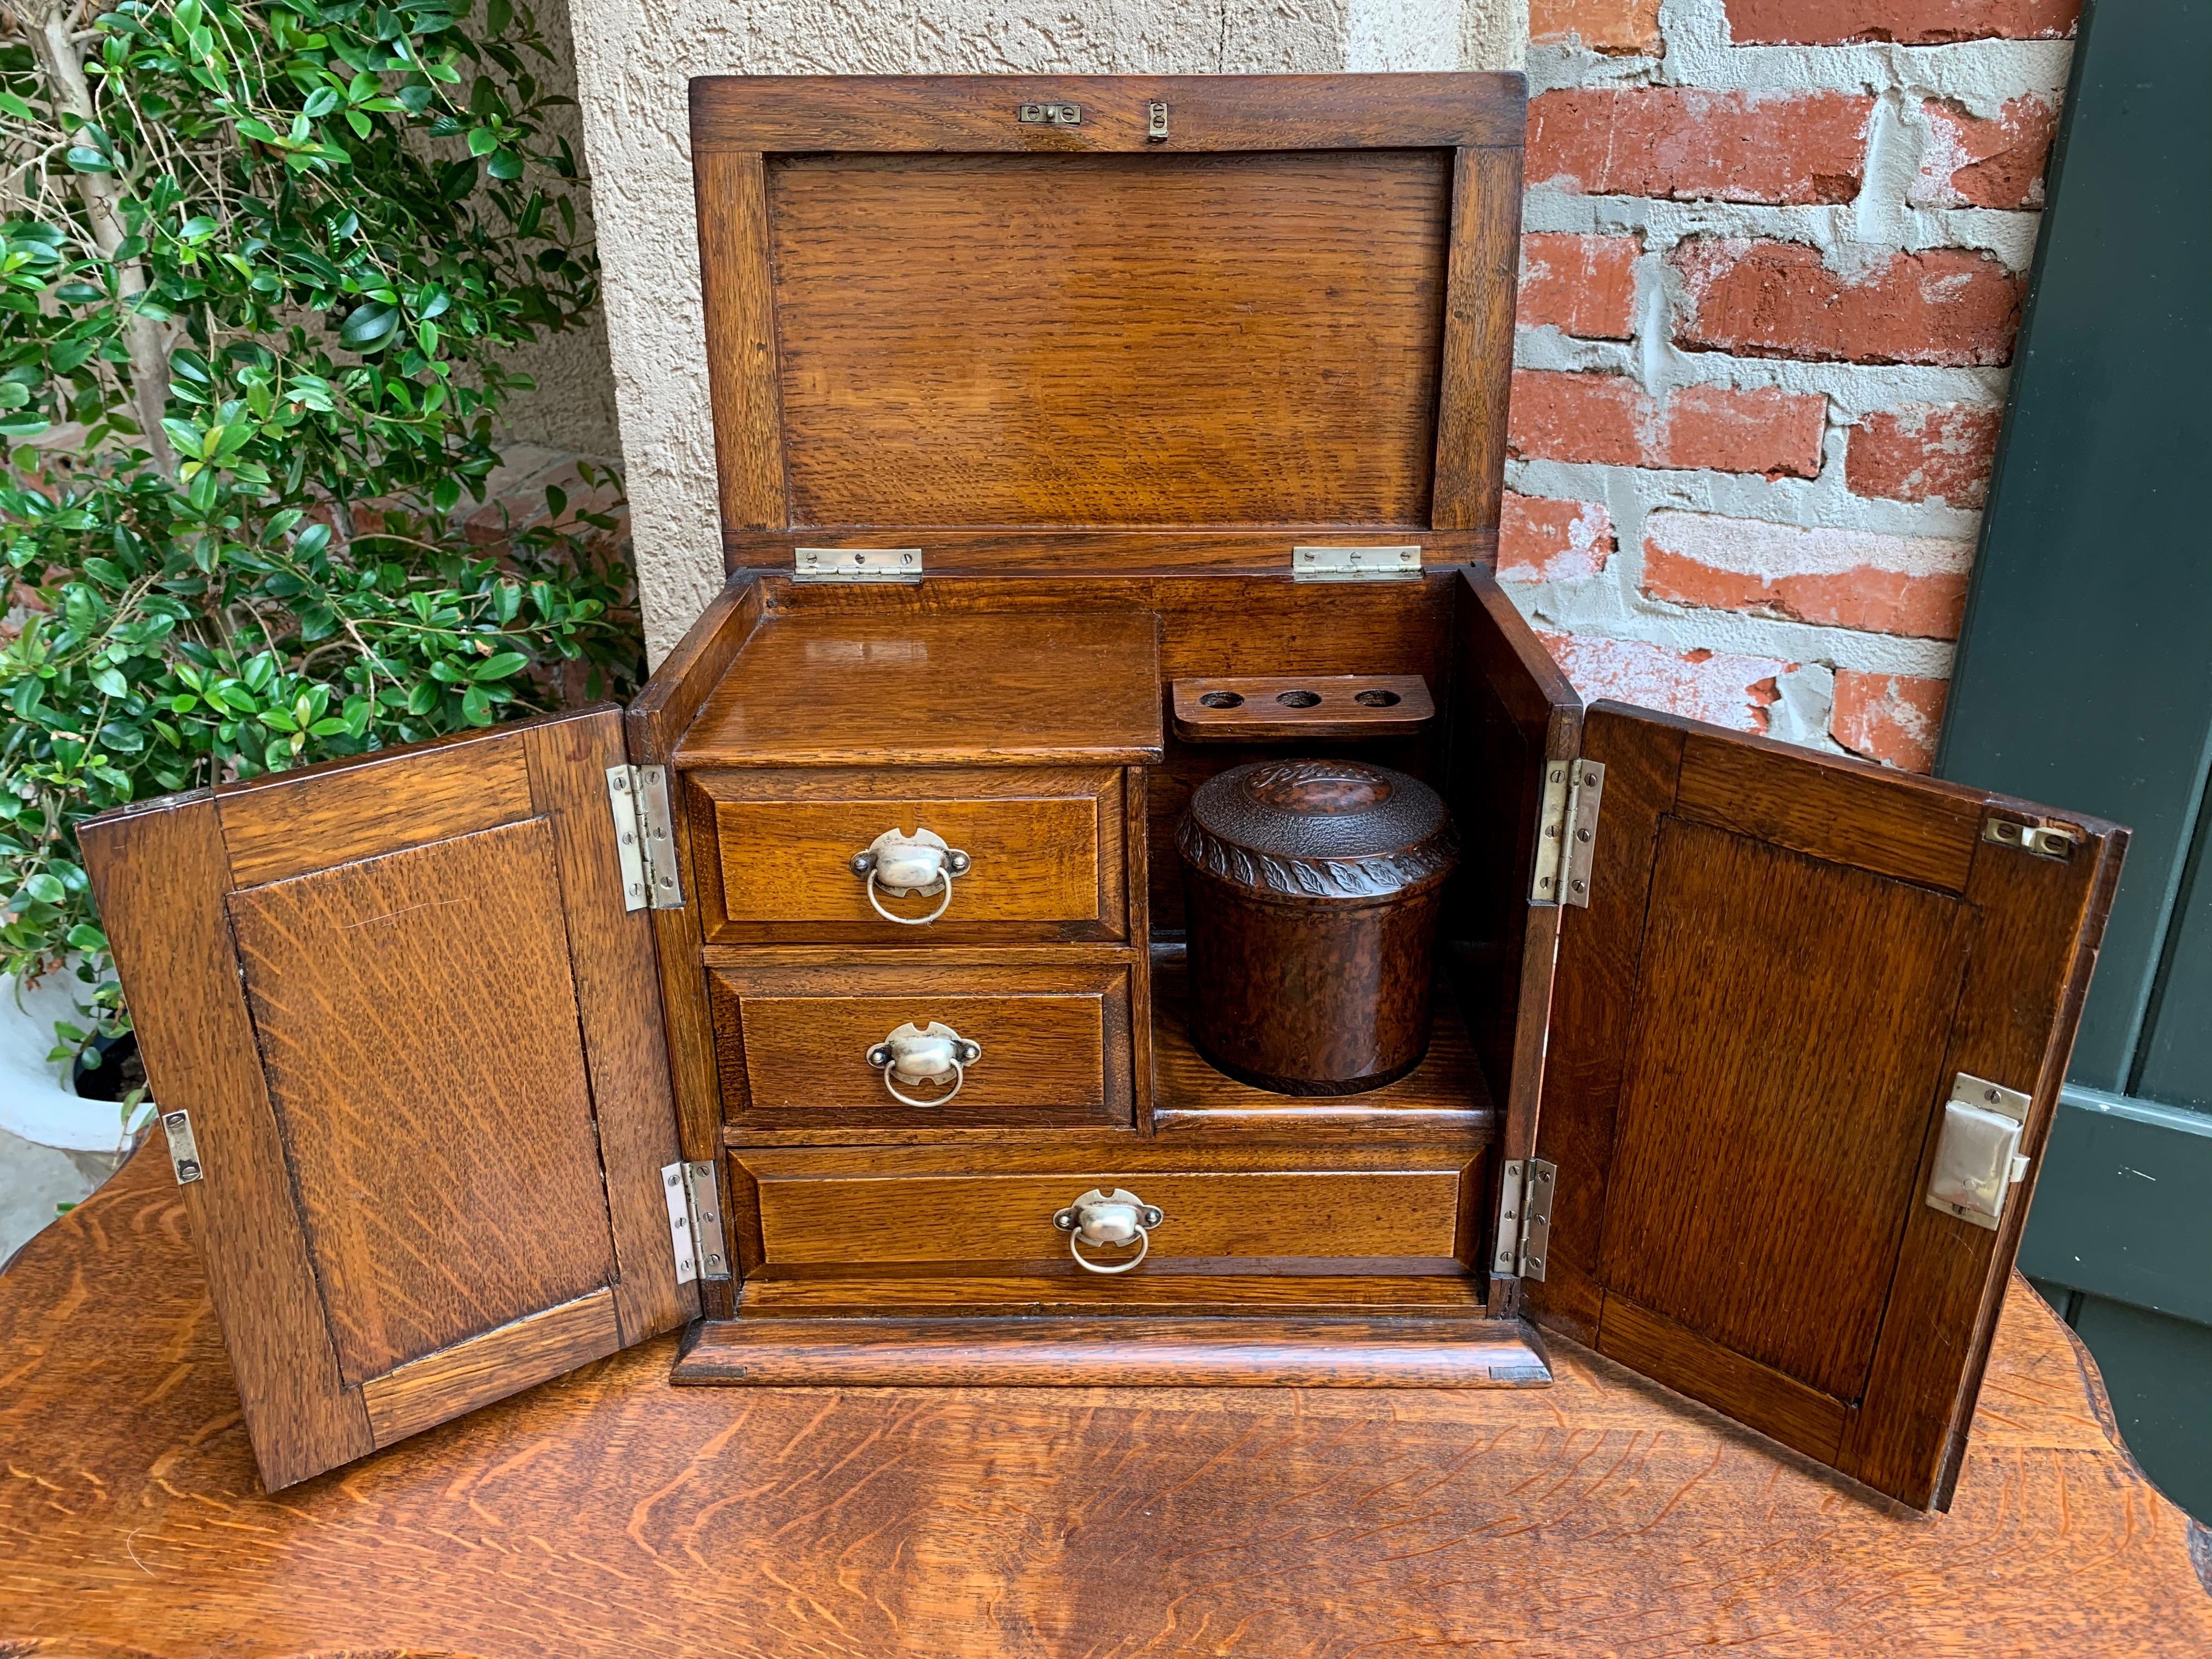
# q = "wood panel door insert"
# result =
<box><xmin>1527</xmin><ymin>702</ymin><xmax>2126</xmax><ymax>1510</ymax></box>
<box><xmin>80</xmin><ymin>709</ymin><xmax>692</xmax><ymax>1490</ymax></box>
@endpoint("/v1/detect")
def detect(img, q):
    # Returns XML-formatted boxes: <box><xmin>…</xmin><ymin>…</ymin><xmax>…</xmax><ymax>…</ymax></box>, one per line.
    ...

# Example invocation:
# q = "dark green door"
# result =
<box><xmin>1940</xmin><ymin>0</ymin><xmax>2212</xmax><ymax>1523</ymax></box>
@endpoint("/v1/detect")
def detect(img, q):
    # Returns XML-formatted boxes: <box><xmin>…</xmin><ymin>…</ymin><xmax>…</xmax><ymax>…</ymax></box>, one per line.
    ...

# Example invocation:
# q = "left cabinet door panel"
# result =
<box><xmin>81</xmin><ymin>709</ymin><xmax>692</xmax><ymax>1491</ymax></box>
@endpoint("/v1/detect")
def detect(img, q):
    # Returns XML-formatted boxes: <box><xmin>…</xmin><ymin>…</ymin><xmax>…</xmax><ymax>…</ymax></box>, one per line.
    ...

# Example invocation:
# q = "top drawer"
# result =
<box><xmin>685</xmin><ymin>766</ymin><xmax>1130</xmax><ymax>943</ymax></box>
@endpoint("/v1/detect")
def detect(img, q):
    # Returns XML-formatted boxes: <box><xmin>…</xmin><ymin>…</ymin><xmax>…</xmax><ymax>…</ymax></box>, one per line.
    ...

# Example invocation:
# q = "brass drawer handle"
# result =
<box><xmin>850</xmin><ymin>827</ymin><xmax>972</xmax><ymax>926</ymax></box>
<box><xmin>866</xmin><ymin>1021</ymin><xmax>982</xmax><ymax>1108</ymax></box>
<box><xmin>1052</xmin><ymin>1187</ymin><xmax>1165</xmax><ymax>1275</ymax></box>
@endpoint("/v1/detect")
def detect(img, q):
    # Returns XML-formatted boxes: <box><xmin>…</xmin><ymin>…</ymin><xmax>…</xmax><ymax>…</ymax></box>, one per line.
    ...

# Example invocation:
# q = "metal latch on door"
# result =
<box><xmin>1926</xmin><ymin>1072</ymin><xmax>2033</xmax><ymax>1230</ymax></box>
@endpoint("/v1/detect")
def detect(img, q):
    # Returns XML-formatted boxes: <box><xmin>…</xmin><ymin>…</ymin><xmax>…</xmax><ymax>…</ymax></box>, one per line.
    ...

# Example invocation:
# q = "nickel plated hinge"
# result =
<box><xmin>161</xmin><ymin>1108</ymin><xmax>204</xmax><ymax>1185</ymax></box>
<box><xmin>1529</xmin><ymin>758</ymin><xmax>1605</xmax><ymax>907</ymax></box>
<box><xmin>1291</xmin><ymin>545</ymin><xmax>1423</xmax><ymax>583</ymax></box>
<box><xmin>1492</xmin><ymin>1158</ymin><xmax>1558</xmax><ymax>1280</ymax></box>
<box><xmin>1983</xmin><ymin>816</ymin><xmax>2079</xmax><ymax>861</ymax></box>
<box><xmin>606</xmin><ymin>765</ymin><xmax>684</xmax><ymax>911</ymax></box>
<box><xmin>661</xmin><ymin>1159</ymin><xmax>731</xmax><ymax>1283</ymax></box>
<box><xmin>793</xmin><ymin>547</ymin><xmax>924</xmax><ymax>584</ymax></box>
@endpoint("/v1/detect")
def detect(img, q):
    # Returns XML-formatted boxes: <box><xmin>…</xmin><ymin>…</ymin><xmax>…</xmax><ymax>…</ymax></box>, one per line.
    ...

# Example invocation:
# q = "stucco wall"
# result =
<box><xmin>565</xmin><ymin>1</ymin><xmax>1530</xmax><ymax>658</ymax></box>
<box><xmin>495</xmin><ymin>0</ymin><xmax>624</xmax><ymax>461</ymax></box>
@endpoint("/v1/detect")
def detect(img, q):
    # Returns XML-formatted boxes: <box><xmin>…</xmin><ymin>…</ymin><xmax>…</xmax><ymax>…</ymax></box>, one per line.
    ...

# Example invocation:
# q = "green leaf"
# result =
<box><xmin>461</xmin><ymin>684</ymin><xmax>493</xmax><ymax>725</ymax></box>
<box><xmin>302</xmin><ymin>87</ymin><xmax>342</xmax><ymax>120</ymax></box>
<box><xmin>92</xmin><ymin>667</ymin><xmax>128</xmax><ymax>697</ymax></box>
<box><xmin>339</xmin><ymin>302</ymin><xmax>402</xmax><ymax>352</ymax></box>
<box><xmin>467</xmin><ymin>126</ymin><xmax>499</xmax><ymax>156</ymax></box>
<box><xmin>65</xmin><ymin>146</ymin><xmax>113</xmax><ymax>174</ymax></box>
<box><xmin>487</xmin><ymin>148</ymin><xmax>523</xmax><ymax>181</ymax></box>
<box><xmin>472</xmin><ymin>651</ymin><xmax>528</xmax><ymax>681</ymax></box>
<box><xmin>22</xmin><ymin>874</ymin><xmax>64</xmax><ymax>905</ymax></box>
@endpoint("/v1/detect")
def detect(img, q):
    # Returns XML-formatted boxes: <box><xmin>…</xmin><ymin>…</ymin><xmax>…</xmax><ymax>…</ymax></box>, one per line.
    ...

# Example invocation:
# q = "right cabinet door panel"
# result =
<box><xmin>1528</xmin><ymin>703</ymin><xmax>2127</xmax><ymax>1510</ymax></box>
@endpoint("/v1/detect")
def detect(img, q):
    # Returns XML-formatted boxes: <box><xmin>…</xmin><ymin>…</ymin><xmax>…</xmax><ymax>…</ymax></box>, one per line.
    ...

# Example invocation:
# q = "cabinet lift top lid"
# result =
<box><xmin>687</xmin><ymin>73</ymin><xmax>1528</xmax><ymax>573</ymax></box>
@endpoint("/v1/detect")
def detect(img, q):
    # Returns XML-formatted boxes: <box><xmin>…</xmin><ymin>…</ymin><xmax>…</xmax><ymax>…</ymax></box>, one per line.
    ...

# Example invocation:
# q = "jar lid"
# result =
<box><xmin>1176</xmin><ymin>759</ymin><xmax>1458</xmax><ymax>900</ymax></box>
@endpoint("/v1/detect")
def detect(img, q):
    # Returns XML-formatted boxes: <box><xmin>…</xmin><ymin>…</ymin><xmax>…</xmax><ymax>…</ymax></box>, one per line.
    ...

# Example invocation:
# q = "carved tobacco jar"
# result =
<box><xmin>1178</xmin><ymin>758</ymin><xmax>1459</xmax><ymax>1095</ymax></box>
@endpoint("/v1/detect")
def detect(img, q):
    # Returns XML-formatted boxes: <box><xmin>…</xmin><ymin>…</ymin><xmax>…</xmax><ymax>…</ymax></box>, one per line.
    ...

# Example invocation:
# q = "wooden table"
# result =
<box><xmin>4</xmin><ymin>1148</ymin><xmax>2207</xmax><ymax>1657</ymax></box>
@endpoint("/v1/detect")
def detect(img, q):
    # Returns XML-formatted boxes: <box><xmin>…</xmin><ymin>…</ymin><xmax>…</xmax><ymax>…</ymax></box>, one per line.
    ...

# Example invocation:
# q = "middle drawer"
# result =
<box><xmin>709</xmin><ymin>959</ymin><xmax>1136</xmax><ymax>1130</ymax></box>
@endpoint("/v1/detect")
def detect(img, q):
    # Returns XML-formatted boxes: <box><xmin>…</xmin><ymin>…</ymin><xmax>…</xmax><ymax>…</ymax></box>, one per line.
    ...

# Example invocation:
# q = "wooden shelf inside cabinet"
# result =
<box><xmin>1149</xmin><ymin>957</ymin><xmax>1493</xmax><ymax>1137</ymax></box>
<box><xmin>676</xmin><ymin>607</ymin><xmax>1165</xmax><ymax>770</ymax></box>
<box><xmin>1171</xmin><ymin>675</ymin><xmax>1435</xmax><ymax>742</ymax></box>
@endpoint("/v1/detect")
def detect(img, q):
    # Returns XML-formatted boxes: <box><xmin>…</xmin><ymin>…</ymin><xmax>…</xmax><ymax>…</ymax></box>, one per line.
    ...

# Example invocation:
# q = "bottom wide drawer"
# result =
<box><xmin>730</xmin><ymin>1144</ymin><xmax>1479</xmax><ymax>1274</ymax></box>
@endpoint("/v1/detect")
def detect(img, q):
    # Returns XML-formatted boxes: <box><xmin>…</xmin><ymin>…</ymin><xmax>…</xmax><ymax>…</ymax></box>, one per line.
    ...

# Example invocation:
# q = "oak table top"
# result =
<box><xmin>3</xmin><ymin>1147</ymin><xmax>2207</xmax><ymax>1658</ymax></box>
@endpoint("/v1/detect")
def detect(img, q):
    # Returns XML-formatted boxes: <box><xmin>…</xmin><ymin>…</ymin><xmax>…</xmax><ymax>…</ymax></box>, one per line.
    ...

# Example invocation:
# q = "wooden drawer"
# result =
<box><xmin>686</xmin><ymin>766</ymin><xmax>1128</xmax><ymax>943</ymax></box>
<box><xmin>708</xmin><ymin>960</ymin><xmax>1134</xmax><ymax>1130</ymax></box>
<box><xmin>729</xmin><ymin>1144</ymin><xmax>1476</xmax><ymax>1274</ymax></box>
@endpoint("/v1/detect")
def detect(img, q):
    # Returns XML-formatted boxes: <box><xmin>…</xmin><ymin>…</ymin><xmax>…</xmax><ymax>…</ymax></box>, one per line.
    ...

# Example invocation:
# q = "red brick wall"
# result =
<box><xmin>1511</xmin><ymin>0</ymin><xmax>2075</xmax><ymax>770</ymax></box>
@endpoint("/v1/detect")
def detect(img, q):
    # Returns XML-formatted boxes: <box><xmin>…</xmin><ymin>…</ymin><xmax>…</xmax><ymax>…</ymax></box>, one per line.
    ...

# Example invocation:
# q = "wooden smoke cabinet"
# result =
<box><xmin>80</xmin><ymin>72</ymin><xmax>2127</xmax><ymax>1513</ymax></box>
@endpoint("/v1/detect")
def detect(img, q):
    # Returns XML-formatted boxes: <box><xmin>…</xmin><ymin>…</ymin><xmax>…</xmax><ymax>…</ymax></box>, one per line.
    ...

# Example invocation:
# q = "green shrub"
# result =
<box><xmin>0</xmin><ymin>0</ymin><xmax>642</xmax><ymax>1111</ymax></box>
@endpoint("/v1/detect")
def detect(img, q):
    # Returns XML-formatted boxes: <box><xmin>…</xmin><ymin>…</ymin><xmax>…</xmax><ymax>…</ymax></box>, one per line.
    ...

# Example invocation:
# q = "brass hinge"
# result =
<box><xmin>1530</xmin><ymin>758</ymin><xmax>1605</xmax><ymax>907</ymax></box>
<box><xmin>1983</xmin><ymin>817</ymin><xmax>2079</xmax><ymax>861</ymax></box>
<box><xmin>607</xmin><ymin>765</ymin><xmax>684</xmax><ymax>911</ymax></box>
<box><xmin>661</xmin><ymin>1159</ymin><xmax>731</xmax><ymax>1283</ymax></box>
<box><xmin>1492</xmin><ymin>1158</ymin><xmax>1557</xmax><ymax>1280</ymax></box>
<box><xmin>793</xmin><ymin>547</ymin><xmax>924</xmax><ymax>584</ymax></box>
<box><xmin>1291</xmin><ymin>545</ymin><xmax>1423</xmax><ymax>583</ymax></box>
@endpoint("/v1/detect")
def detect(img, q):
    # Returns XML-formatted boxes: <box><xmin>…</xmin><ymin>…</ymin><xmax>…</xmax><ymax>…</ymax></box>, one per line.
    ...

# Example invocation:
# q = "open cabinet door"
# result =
<box><xmin>80</xmin><ymin>708</ymin><xmax>696</xmax><ymax>1490</ymax></box>
<box><xmin>1526</xmin><ymin>702</ymin><xmax>2126</xmax><ymax>1510</ymax></box>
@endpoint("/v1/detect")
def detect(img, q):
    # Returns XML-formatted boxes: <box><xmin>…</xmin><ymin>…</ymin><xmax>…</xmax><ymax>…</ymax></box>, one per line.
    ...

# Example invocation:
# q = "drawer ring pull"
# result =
<box><xmin>851</xmin><ymin>828</ymin><xmax>972</xmax><ymax>927</ymax></box>
<box><xmin>1053</xmin><ymin>1188</ymin><xmax>1165</xmax><ymax>1276</ymax></box>
<box><xmin>866</xmin><ymin>1021</ymin><xmax>982</xmax><ymax>1109</ymax></box>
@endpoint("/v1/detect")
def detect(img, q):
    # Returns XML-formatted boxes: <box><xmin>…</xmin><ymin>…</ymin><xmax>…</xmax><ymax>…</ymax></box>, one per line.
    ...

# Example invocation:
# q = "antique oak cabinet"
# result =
<box><xmin>81</xmin><ymin>74</ymin><xmax>2125</xmax><ymax>1513</ymax></box>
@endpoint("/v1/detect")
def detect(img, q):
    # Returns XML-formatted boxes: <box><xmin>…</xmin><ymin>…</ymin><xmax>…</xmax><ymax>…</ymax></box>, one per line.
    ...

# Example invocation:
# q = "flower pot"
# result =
<box><xmin>0</xmin><ymin>968</ymin><xmax>137</xmax><ymax>1155</ymax></box>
